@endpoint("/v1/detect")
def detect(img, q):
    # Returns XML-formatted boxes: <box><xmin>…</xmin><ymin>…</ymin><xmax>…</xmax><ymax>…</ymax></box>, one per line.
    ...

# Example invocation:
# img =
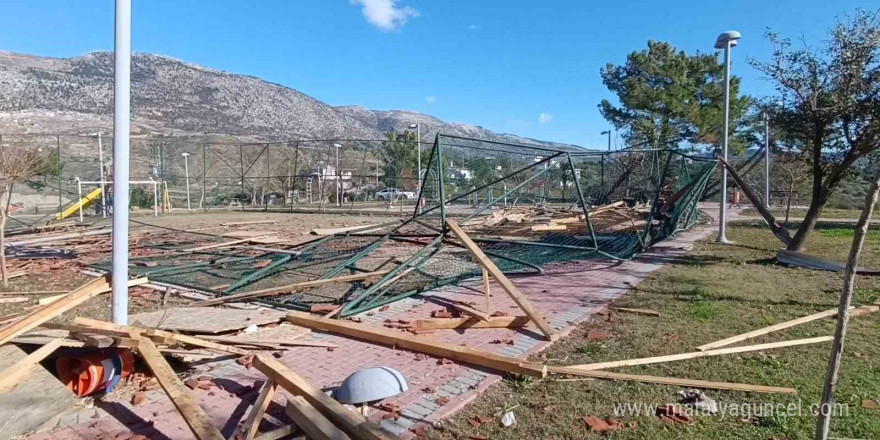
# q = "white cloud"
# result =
<box><xmin>468</xmin><ymin>24</ymin><xmax>481</xmax><ymax>31</ymax></box>
<box><xmin>538</xmin><ymin>113</ymin><xmax>553</xmax><ymax>124</ymax></box>
<box><xmin>424</xmin><ymin>96</ymin><xmax>436</xmax><ymax>104</ymax></box>
<box><xmin>351</xmin><ymin>0</ymin><xmax>420</xmax><ymax>32</ymax></box>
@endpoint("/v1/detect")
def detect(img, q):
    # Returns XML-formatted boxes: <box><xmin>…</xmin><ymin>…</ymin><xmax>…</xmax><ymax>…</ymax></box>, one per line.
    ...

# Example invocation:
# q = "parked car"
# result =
<box><xmin>375</xmin><ymin>188</ymin><xmax>416</xmax><ymax>202</ymax></box>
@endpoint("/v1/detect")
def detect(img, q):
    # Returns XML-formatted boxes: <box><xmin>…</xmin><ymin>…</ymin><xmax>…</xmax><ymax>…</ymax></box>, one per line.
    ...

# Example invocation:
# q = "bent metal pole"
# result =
<box><xmin>111</xmin><ymin>0</ymin><xmax>131</xmax><ymax>325</ymax></box>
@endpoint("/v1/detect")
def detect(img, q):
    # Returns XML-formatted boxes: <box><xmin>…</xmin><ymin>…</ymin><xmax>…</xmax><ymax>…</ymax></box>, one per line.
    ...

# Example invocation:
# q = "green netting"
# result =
<box><xmin>90</xmin><ymin>135</ymin><xmax>715</xmax><ymax>316</ymax></box>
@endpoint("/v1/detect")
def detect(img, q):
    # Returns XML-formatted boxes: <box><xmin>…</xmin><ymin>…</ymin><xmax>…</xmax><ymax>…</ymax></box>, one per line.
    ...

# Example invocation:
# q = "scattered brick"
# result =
<box><xmin>656</xmin><ymin>405</ymin><xmax>693</xmax><ymax>424</ymax></box>
<box><xmin>130</xmin><ymin>391</ymin><xmax>146</xmax><ymax>406</ymax></box>
<box><xmin>436</xmin><ymin>396</ymin><xmax>450</xmax><ymax>405</ymax></box>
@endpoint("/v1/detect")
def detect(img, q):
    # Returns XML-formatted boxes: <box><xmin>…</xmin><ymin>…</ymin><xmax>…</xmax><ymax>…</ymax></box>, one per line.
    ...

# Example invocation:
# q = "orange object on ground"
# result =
<box><xmin>56</xmin><ymin>349</ymin><xmax>134</xmax><ymax>397</ymax></box>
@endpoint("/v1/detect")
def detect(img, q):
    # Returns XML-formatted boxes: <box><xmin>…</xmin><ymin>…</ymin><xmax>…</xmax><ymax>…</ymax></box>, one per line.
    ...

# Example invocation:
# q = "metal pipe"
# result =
<box><xmin>150</xmin><ymin>178</ymin><xmax>158</xmax><ymax>217</ymax></box>
<box><xmin>111</xmin><ymin>0</ymin><xmax>131</xmax><ymax>325</ymax></box>
<box><xmin>97</xmin><ymin>133</ymin><xmax>107</xmax><ymax>218</ymax></box>
<box><xmin>76</xmin><ymin>178</ymin><xmax>83</xmax><ymax>222</ymax></box>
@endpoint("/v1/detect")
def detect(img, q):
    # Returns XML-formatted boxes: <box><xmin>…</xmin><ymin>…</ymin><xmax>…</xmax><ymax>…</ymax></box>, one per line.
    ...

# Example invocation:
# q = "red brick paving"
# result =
<box><xmin>24</xmin><ymin>217</ymin><xmax>722</xmax><ymax>440</ymax></box>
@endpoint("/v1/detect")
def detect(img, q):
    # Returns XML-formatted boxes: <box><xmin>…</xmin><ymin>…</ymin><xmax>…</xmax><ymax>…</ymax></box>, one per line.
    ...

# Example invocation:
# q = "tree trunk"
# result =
<box><xmin>788</xmin><ymin>187</ymin><xmax>828</xmax><ymax>251</ymax></box>
<box><xmin>814</xmin><ymin>176</ymin><xmax>880</xmax><ymax>440</ymax></box>
<box><xmin>785</xmin><ymin>179</ymin><xmax>794</xmax><ymax>226</ymax></box>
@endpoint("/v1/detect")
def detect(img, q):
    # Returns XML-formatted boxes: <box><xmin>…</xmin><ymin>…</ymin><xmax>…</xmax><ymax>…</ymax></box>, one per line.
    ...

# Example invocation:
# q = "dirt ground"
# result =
<box><xmin>0</xmin><ymin>209</ymin><xmax>383</xmax><ymax>323</ymax></box>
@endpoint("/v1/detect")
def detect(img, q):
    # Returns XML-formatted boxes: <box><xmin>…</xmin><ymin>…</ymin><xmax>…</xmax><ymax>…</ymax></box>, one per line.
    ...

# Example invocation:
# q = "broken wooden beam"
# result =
<box><xmin>73</xmin><ymin>317</ymin><xmax>253</xmax><ymax>356</ymax></box>
<box><xmin>609</xmin><ymin>307</ymin><xmax>661</xmax><ymax>317</ymax></box>
<box><xmin>285</xmin><ymin>311</ymin><xmax>546</xmax><ymax>378</ymax></box>
<box><xmin>696</xmin><ymin>305</ymin><xmax>878</xmax><ymax>351</ymax></box>
<box><xmin>0</xmin><ymin>338</ymin><xmax>65</xmax><ymax>391</ymax></box>
<box><xmin>564</xmin><ymin>336</ymin><xmax>832</xmax><ymax>371</ymax></box>
<box><xmin>186</xmin><ymin>236</ymin><xmax>275</xmax><ymax>252</ymax></box>
<box><xmin>133</xmin><ymin>335</ymin><xmax>226</xmax><ymax>440</ymax></box>
<box><xmin>285</xmin><ymin>396</ymin><xmax>349</xmax><ymax>440</ymax></box>
<box><xmin>253</xmin><ymin>355</ymin><xmax>393</xmax><ymax>440</ymax></box>
<box><xmin>412</xmin><ymin>316</ymin><xmax>530</xmax><ymax>331</ymax></box>
<box><xmin>240</xmin><ymin>380</ymin><xmax>278</xmax><ymax>440</ymax></box>
<box><xmin>548</xmin><ymin>366</ymin><xmax>798</xmax><ymax>394</ymax></box>
<box><xmin>0</xmin><ymin>276</ymin><xmax>109</xmax><ymax>346</ymax></box>
<box><xmin>447</xmin><ymin>220</ymin><xmax>555</xmax><ymax>340</ymax></box>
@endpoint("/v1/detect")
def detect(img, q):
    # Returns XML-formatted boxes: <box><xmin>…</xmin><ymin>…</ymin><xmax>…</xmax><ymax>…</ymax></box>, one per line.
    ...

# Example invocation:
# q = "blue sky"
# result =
<box><xmin>0</xmin><ymin>0</ymin><xmax>868</xmax><ymax>147</ymax></box>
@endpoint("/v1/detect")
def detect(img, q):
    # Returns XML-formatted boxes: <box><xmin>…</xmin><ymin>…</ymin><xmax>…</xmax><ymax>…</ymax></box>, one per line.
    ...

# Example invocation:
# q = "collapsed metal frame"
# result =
<box><xmin>254</xmin><ymin>134</ymin><xmax>717</xmax><ymax>316</ymax></box>
<box><xmin>95</xmin><ymin>134</ymin><xmax>715</xmax><ymax>317</ymax></box>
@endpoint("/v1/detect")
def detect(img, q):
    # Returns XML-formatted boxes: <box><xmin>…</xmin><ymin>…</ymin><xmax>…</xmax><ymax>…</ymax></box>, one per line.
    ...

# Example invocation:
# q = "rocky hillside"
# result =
<box><xmin>0</xmin><ymin>51</ymin><xmax>580</xmax><ymax>150</ymax></box>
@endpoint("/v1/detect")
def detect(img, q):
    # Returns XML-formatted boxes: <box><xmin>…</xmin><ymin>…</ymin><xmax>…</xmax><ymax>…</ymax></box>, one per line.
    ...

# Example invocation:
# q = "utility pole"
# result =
<box><xmin>111</xmin><ymin>0</ymin><xmax>132</xmax><ymax>325</ymax></box>
<box><xmin>601</xmin><ymin>130</ymin><xmax>611</xmax><ymax>151</ymax></box>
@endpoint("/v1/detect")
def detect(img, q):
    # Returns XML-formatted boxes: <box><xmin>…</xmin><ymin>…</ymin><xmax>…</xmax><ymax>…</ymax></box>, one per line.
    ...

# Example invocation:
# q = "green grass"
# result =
<box><xmin>425</xmin><ymin>225</ymin><xmax>880</xmax><ymax>440</ymax></box>
<box><xmin>739</xmin><ymin>207</ymin><xmax>874</xmax><ymax>220</ymax></box>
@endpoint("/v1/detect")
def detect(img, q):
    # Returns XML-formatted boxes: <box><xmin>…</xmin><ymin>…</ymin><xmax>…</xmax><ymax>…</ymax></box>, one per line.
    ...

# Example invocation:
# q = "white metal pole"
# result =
<box><xmin>335</xmin><ymin>145</ymin><xmax>340</xmax><ymax>207</ymax></box>
<box><xmin>76</xmin><ymin>178</ymin><xmax>83</xmax><ymax>222</ymax></box>
<box><xmin>765</xmin><ymin>112</ymin><xmax>771</xmax><ymax>209</ymax></box>
<box><xmin>111</xmin><ymin>0</ymin><xmax>131</xmax><ymax>325</ymax></box>
<box><xmin>717</xmin><ymin>41</ymin><xmax>732</xmax><ymax>244</ymax></box>
<box><xmin>97</xmin><ymin>133</ymin><xmax>107</xmax><ymax>218</ymax></box>
<box><xmin>183</xmin><ymin>153</ymin><xmax>191</xmax><ymax>210</ymax></box>
<box><xmin>417</xmin><ymin>124</ymin><xmax>421</xmax><ymax>192</ymax></box>
<box><xmin>152</xmin><ymin>180</ymin><xmax>158</xmax><ymax>217</ymax></box>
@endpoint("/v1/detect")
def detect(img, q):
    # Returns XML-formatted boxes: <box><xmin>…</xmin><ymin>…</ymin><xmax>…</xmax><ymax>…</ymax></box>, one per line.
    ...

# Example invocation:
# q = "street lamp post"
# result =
<box><xmin>714</xmin><ymin>30</ymin><xmax>741</xmax><ymax>245</ymax></box>
<box><xmin>764</xmin><ymin>111</ymin><xmax>771</xmax><ymax>209</ymax></box>
<box><xmin>182</xmin><ymin>153</ymin><xmax>191</xmax><ymax>210</ymax></box>
<box><xmin>600</xmin><ymin>130</ymin><xmax>611</xmax><ymax>151</ymax></box>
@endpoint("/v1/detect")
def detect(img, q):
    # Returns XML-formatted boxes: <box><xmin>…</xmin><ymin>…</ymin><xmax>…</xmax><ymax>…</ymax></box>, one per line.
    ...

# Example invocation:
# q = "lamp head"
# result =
<box><xmin>409</xmin><ymin>124</ymin><xmax>418</xmax><ymax>129</ymax></box>
<box><xmin>181</xmin><ymin>153</ymin><xmax>189</xmax><ymax>157</ymax></box>
<box><xmin>600</xmin><ymin>130</ymin><xmax>610</xmax><ymax>135</ymax></box>
<box><xmin>714</xmin><ymin>30</ymin><xmax>742</xmax><ymax>49</ymax></box>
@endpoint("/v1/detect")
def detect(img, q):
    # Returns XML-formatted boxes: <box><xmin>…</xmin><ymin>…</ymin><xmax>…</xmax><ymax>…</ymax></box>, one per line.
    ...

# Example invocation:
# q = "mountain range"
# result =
<box><xmin>0</xmin><ymin>50</ymin><xmax>579</xmax><ymax>150</ymax></box>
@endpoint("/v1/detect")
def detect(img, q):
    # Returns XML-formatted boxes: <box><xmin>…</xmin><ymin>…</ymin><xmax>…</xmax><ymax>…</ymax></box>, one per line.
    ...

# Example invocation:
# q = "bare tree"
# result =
<box><xmin>749</xmin><ymin>10</ymin><xmax>880</xmax><ymax>251</ymax></box>
<box><xmin>0</xmin><ymin>146</ymin><xmax>53</xmax><ymax>286</ymax></box>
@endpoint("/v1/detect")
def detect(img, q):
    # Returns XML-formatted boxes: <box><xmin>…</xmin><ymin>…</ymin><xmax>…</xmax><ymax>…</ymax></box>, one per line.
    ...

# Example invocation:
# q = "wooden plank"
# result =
<box><xmin>0</xmin><ymin>297</ymin><xmax>28</xmax><ymax>304</ymax></box>
<box><xmin>253</xmin><ymin>355</ymin><xmax>393</xmax><ymax>440</ymax></box>
<box><xmin>696</xmin><ymin>306</ymin><xmax>861</xmax><ymax>351</ymax></box>
<box><xmin>241</xmin><ymin>380</ymin><xmax>277</xmax><ymax>440</ymax></box>
<box><xmin>37</xmin><ymin>293</ymin><xmax>67</xmax><ymax>306</ymax></box>
<box><xmin>0</xmin><ymin>276</ymin><xmax>110</xmax><ymax>346</ymax></box>
<box><xmin>530</xmin><ymin>224</ymin><xmax>567</xmax><ymax>232</ymax></box>
<box><xmin>194</xmin><ymin>270</ymin><xmax>390</xmax><ymax>307</ymax></box>
<box><xmin>186</xmin><ymin>236</ymin><xmax>274</xmax><ymax>252</ymax></box>
<box><xmin>128</xmin><ymin>307</ymin><xmax>285</xmax><ymax>334</ymax></box>
<box><xmin>285</xmin><ymin>396</ymin><xmax>350</xmax><ymax>440</ymax></box>
<box><xmin>0</xmin><ymin>338</ymin><xmax>65</xmax><ymax>391</ymax></box>
<box><xmin>548</xmin><ymin>366</ymin><xmax>798</xmax><ymax>394</ymax></box>
<box><xmin>74</xmin><ymin>317</ymin><xmax>253</xmax><ymax>356</ymax></box>
<box><xmin>285</xmin><ymin>311</ymin><xmax>546</xmax><ymax>377</ymax></box>
<box><xmin>310</xmin><ymin>224</ymin><xmax>382</xmax><ymax>236</ymax></box>
<box><xmin>199</xmin><ymin>335</ymin><xmax>337</xmax><ymax>349</ymax></box>
<box><xmin>134</xmin><ymin>336</ymin><xmax>226</xmax><ymax>440</ymax></box>
<box><xmin>412</xmin><ymin>316</ymin><xmax>530</xmax><ymax>331</ymax></box>
<box><xmin>222</xmin><ymin>220</ymin><xmax>278</xmax><ymax>226</ymax></box>
<box><xmin>609</xmin><ymin>307</ymin><xmax>661</xmax><ymax>317</ymax></box>
<box><xmin>447</xmin><ymin>220</ymin><xmax>555</xmax><ymax>340</ymax></box>
<box><xmin>0</xmin><ymin>345</ymin><xmax>79</xmax><ymax>438</ymax></box>
<box><xmin>433</xmin><ymin>298</ymin><xmax>490</xmax><ymax>322</ymax></box>
<box><xmin>566</xmin><ymin>336</ymin><xmax>832</xmax><ymax>371</ymax></box>
<box><xmin>253</xmin><ymin>426</ymin><xmax>301</xmax><ymax>440</ymax></box>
